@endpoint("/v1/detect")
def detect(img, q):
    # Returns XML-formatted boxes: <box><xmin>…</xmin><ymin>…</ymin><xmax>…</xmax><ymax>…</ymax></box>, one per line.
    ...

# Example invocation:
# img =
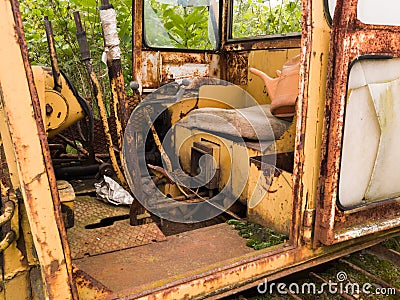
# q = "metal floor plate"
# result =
<box><xmin>74</xmin><ymin>223</ymin><xmax>254</xmax><ymax>294</ymax></box>
<box><xmin>67</xmin><ymin>196</ymin><xmax>165</xmax><ymax>259</ymax></box>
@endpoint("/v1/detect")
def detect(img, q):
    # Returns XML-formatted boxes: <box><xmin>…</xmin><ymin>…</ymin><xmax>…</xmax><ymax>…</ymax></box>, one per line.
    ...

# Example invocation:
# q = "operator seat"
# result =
<box><xmin>179</xmin><ymin>104</ymin><xmax>291</xmax><ymax>141</ymax></box>
<box><xmin>180</xmin><ymin>55</ymin><xmax>300</xmax><ymax>142</ymax></box>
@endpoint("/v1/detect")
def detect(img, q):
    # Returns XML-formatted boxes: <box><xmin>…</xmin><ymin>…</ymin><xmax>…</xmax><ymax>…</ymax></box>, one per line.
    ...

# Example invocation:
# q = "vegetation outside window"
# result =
<box><xmin>231</xmin><ymin>0</ymin><xmax>301</xmax><ymax>38</ymax></box>
<box><xmin>144</xmin><ymin>0</ymin><xmax>220</xmax><ymax>50</ymax></box>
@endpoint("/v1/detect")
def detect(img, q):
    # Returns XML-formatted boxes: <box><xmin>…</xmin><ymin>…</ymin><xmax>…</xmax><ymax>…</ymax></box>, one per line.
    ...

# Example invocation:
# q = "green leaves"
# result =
<box><xmin>20</xmin><ymin>0</ymin><xmax>301</xmax><ymax>99</ymax></box>
<box><xmin>20</xmin><ymin>0</ymin><xmax>133</xmax><ymax>104</ymax></box>
<box><xmin>145</xmin><ymin>0</ymin><xmax>212</xmax><ymax>49</ymax></box>
<box><xmin>70</xmin><ymin>0</ymin><xmax>97</xmax><ymax>8</ymax></box>
<box><xmin>232</xmin><ymin>0</ymin><xmax>301</xmax><ymax>38</ymax></box>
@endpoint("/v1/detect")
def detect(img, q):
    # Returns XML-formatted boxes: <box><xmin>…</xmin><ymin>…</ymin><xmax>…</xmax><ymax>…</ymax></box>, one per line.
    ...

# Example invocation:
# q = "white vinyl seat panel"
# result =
<box><xmin>339</xmin><ymin>58</ymin><xmax>400</xmax><ymax>207</ymax></box>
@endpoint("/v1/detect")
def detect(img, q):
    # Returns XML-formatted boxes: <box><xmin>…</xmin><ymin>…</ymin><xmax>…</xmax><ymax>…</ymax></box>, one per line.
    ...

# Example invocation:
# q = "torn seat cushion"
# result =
<box><xmin>179</xmin><ymin>104</ymin><xmax>291</xmax><ymax>141</ymax></box>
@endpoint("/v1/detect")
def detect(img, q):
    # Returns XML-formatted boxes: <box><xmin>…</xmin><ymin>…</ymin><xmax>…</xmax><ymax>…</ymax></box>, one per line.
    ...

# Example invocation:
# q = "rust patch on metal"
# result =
<box><xmin>140</xmin><ymin>49</ymin><xmax>219</xmax><ymax>88</ymax></box>
<box><xmin>132</xmin><ymin>0</ymin><xmax>144</xmax><ymax>84</ymax></box>
<box><xmin>49</xmin><ymin>260</ymin><xmax>60</xmax><ymax>276</ymax></box>
<box><xmin>224</xmin><ymin>34</ymin><xmax>301</xmax><ymax>52</ymax></box>
<box><xmin>161</xmin><ymin>52</ymin><xmax>206</xmax><ymax>64</ymax></box>
<box><xmin>227</xmin><ymin>52</ymin><xmax>248</xmax><ymax>85</ymax></box>
<box><xmin>108</xmin><ymin>59</ymin><xmax>129</xmax><ymax>128</ymax></box>
<box><xmin>73</xmin><ymin>264</ymin><xmax>116</xmax><ymax>299</ymax></box>
<box><xmin>291</xmin><ymin>0</ymin><xmax>313</xmax><ymax>249</ymax></box>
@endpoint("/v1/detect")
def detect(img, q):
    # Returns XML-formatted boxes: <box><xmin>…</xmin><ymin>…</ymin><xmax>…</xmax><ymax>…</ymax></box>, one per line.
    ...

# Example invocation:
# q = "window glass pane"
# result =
<box><xmin>358</xmin><ymin>0</ymin><xmax>400</xmax><ymax>26</ymax></box>
<box><xmin>231</xmin><ymin>0</ymin><xmax>301</xmax><ymax>39</ymax></box>
<box><xmin>144</xmin><ymin>0</ymin><xmax>219</xmax><ymax>50</ymax></box>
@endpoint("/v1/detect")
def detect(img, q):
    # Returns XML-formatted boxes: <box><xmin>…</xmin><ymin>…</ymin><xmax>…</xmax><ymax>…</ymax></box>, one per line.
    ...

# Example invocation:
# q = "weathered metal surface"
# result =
<box><xmin>132</xmin><ymin>0</ymin><xmax>143</xmax><ymax>89</ymax></box>
<box><xmin>0</xmin><ymin>150</ymin><xmax>38</xmax><ymax>299</ymax></box>
<box><xmin>227</xmin><ymin>52</ymin><xmax>248</xmax><ymax>86</ymax></box>
<box><xmin>140</xmin><ymin>51</ymin><xmax>220</xmax><ymax>89</ymax></box>
<box><xmin>114</xmin><ymin>228</ymin><xmax>399</xmax><ymax>299</ymax></box>
<box><xmin>1</xmin><ymin>220</ymin><xmax>33</xmax><ymax>299</ymax></box>
<box><xmin>292</xmin><ymin>0</ymin><xmax>331</xmax><ymax>248</ymax></box>
<box><xmin>302</xmin><ymin>208</ymin><xmax>315</xmax><ymax>245</ymax></box>
<box><xmin>73</xmin><ymin>264</ymin><xmax>116</xmax><ymax>300</ymax></box>
<box><xmin>247</xmin><ymin>158</ymin><xmax>293</xmax><ymax>235</ymax></box>
<box><xmin>224</xmin><ymin>34</ymin><xmax>301</xmax><ymax>52</ymax></box>
<box><xmin>108</xmin><ymin>59</ymin><xmax>129</xmax><ymax>127</ymax></box>
<box><xmin>74</xmin><ymin>223</ymin><xmax>255</xmax><ymax>295</ymax></box>
<box><xmin>31</xmin><ymin>66</ymin><xmax>85</xmax><ymax>137</ymax></box>
<box><xmin>316</xmin><ymin>0</ymin><xmax>400</xmax><ymax>245</ymax></box>
<box><xmin>0</xmin><ymin>1</ymin><xmax>77</xmax><ymax>298</ymax></box>
<box><xmin>67</xmin><ymin>196</ymin><xmax>165</xmax><ymax>259</ymax></box>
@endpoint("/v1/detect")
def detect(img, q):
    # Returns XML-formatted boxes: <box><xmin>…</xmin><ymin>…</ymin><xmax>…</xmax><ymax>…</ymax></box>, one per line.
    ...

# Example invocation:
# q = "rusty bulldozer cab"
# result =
<box><xmin>1</xmin><ymin>0</ymin><xmax>400</xmax><ymax>299</ymax></box>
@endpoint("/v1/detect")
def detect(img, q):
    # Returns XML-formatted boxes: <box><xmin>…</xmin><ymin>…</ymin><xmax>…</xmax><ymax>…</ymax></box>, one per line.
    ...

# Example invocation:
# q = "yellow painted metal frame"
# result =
<box><xmin>292</xmin><ymin>0</ymin><xmax>332</xmax><ymax>245</ymax></box>
<box><xmin>0</xmin><ymin>1</ymin><xmax>76</xmax><ymax>298</ymax></box>
<box><xmin>32</xmin><ymin>66</ymin><xmax>85</xmax><ymax>138</ymax></box>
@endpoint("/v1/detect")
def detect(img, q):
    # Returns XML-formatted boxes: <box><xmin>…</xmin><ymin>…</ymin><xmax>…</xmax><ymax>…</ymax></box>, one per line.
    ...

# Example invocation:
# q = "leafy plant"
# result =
<box><xmin>145</xmin><ymin>0</ymin><xmax>212</xmax><ymax>49</ymax></box>
<box><xmin>232</xmin><ymin>0</ymin><xmax>302</xmax><ymax>38</ymax></box>
<box><xmin>20</xmin><ymin>0</ymin><xmax>302</xmax><ymax>101</ymax></box>
<box><xmin>20</xmin><ymin>0</ymin><xmax>133</xmax><ymax>104</ymax></box>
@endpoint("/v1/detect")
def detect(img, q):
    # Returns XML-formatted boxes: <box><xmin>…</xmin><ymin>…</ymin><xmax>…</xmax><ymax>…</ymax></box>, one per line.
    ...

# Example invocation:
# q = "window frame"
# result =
<box><xmin>226</xmin><ymin>0</ymin><xmax>302</xmax><ymax>42</ymax></box>
<box><xmin>142</xmin><ymin>0</ymin><xmax>223</xmax><ymax>52</ymax></box>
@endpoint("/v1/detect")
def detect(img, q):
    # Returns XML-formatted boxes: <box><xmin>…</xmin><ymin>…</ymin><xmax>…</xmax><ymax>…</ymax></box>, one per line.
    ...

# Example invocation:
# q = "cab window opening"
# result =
<box><xmin>230</xmin><ymin>0</ymin><xmax>302</xmax><ymax>39</ymax></box>
<box><xmin>143</xmin><ymin>0</ymin><xmax>220</xmax><ymax>50</ymax></box>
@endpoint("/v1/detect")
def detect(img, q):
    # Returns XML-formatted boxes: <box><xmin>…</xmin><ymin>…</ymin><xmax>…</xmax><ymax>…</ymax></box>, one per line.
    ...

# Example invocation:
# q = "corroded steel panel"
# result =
<box><xmin>317</xmin><ymin>0</ymin><xmax>400</xmax><ymax>245</ymax></box>
<box><xmin>73</xmin><ymin>265</ymin><xmax>116</xmax><ymax>300</ymax></box>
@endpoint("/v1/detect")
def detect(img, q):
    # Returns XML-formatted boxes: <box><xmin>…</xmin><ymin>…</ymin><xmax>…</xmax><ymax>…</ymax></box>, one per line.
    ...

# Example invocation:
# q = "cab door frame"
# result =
<box><xmin>315</xmin><ymin>0</ymin><xmax>400</xmax><ymax>245</ymax></box>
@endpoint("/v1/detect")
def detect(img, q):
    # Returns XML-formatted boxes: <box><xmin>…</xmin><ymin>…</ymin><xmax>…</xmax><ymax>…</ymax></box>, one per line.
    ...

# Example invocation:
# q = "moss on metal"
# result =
<box><xmin>227</xmin><ymin>219</ymin><xmax>287</xmax><ymax>250</ymax></box>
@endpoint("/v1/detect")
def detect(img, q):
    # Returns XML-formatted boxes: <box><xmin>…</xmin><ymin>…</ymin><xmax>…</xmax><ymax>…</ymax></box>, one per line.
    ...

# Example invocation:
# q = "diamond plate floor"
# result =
<box><xmin>67</xmin><ymin>196</ymin><xmax>165</xmax><ymax>259</ymax></box>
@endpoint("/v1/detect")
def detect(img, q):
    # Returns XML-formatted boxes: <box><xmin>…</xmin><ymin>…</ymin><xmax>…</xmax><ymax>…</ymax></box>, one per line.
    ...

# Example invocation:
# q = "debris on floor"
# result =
<box><xmin>94</xmin><ymin>175</ymin><xmax>134</xmax><ymax>205</ymax></box>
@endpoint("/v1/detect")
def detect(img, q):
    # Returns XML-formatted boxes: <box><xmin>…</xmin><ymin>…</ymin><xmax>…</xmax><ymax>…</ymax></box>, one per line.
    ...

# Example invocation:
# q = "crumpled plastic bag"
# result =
<box><xmin>94</xmin><ymin>175</ymin><xmax>134</xmax><ymax>205</ymax></box>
